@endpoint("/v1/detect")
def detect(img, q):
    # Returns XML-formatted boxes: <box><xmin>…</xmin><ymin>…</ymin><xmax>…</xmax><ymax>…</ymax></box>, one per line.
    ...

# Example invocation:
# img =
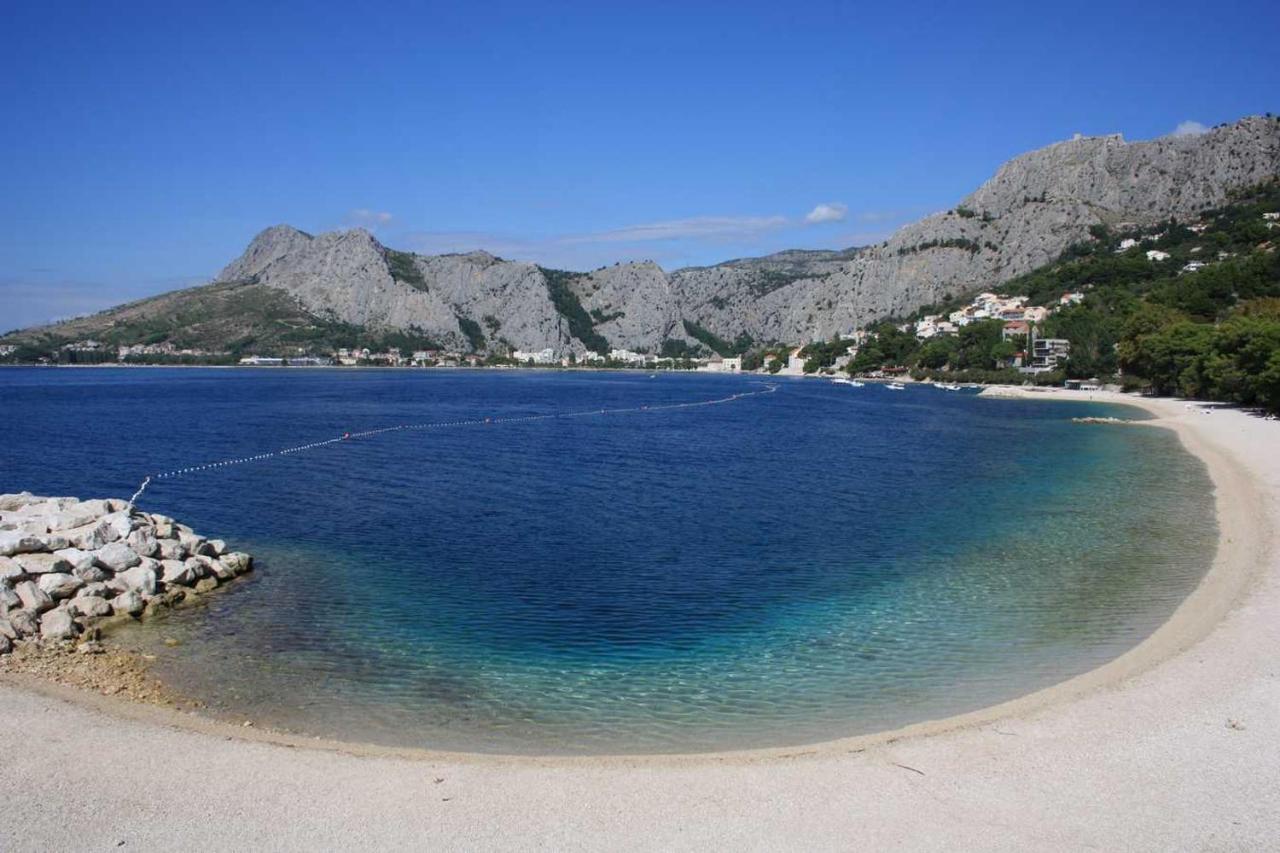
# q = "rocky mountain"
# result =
<box><xmin>7</xmin><ymin>115</ymin><xmax>1280</xmax><ymax>358</ymax></box>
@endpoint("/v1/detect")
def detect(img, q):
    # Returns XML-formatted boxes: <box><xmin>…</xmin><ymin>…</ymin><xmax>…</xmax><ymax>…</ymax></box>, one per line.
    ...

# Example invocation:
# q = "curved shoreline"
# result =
<box><xmin>0</xmin><ymin>390</ymin><xmax>1264</xmax><ymax>765</ymax></box>
<box><xmin>4</xmin><ymin>389</ymin><xmax>1278</xmax><ymax>848</ymax></box>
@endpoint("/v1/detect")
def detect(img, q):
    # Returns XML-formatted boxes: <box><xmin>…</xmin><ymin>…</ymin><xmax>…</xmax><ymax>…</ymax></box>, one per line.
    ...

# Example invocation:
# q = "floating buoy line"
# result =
<box><xmin>126</xmin><ymin>382</ymin><xmax>779</xmax><ymax>509</ymax></box>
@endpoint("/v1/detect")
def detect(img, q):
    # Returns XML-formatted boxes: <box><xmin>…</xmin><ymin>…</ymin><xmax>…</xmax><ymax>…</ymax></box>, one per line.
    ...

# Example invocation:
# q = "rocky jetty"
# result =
<box><xmin>0</xmin><ymin>493</ymin><xmax>252</xmax><ymax>655</ymax></box>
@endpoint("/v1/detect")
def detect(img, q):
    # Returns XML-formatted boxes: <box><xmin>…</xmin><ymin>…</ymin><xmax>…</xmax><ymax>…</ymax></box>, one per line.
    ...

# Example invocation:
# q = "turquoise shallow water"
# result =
<box><xmin>0</xmin><ymin>369</ymin><xmax>1216</xmax><ymax>753</ymax></box>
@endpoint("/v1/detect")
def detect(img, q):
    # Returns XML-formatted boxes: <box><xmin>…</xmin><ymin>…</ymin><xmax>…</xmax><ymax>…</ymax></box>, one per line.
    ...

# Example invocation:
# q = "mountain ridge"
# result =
<box><xmin>6</xmin><ymin>115</ymin><xmax>1280</xmax><ymax>357</ymax></box>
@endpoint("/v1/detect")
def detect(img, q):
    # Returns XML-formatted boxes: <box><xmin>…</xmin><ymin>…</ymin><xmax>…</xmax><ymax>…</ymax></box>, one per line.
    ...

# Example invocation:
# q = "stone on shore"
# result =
<box><xmin>194</xmin><ymin>577</ymin><xmax>219</xmax><ymax>594</ymax></box>
<box><xmin>1</xmin><ymin>585</ymin><xmax>21</xmax><ymax>610</ymax></box>
<box><xmin>114</xmin><ymin>565</ymin><xmax>157</xmax><ymax>596</ymax></box>
<box><xmin>13</xmin><ymin>552</ymin><xmax>73</xmax><ymax>575</ymax></box>
<box><xmin>69</xmin><ymin>595</ymin><xmax>112</xmax><ymax>619</ymax></box>
<box><xmin>0</xmin><ymin>532</ymin><xmax>48</xmax><ymax>557</ymax></box>
<box><xmin>54</xmin><ymin>547</ymin><xmax>98</xmax><ymax>573</ymax></box>
<box><xmin>0</xmin><ymin>492</ymin><xmax>38</xmax><ymax>512</ymax></box>
<box><xmin>110</xmin><ymin>590</ymin><xmax>146</xmax><ymax>617</ymax></box>
<box><xmin>62</xmin><ymin>521</ymin><xmax>109</xmax><ymax>551</ymax></box>
<box><xmin>96</xmin><ymin>542</ymin><xmax>141</xmax><ymax>572</ymax></box>
<box><xmin>160</xmin><ymin>560</ymin><xmax>198</xmax><ymax>587</ymax></box>
<box><xmin>79</xmin><ymin>581</ymin><xmax>110</xmax><ymax>598</ymax></box>
<box><xmin>7</xmin><ymin>609</ymin><xmax>40</xmax><ymax>637</ymax></box>
<box><xmin>198</xmin><ymin>539</ymin><xmax>228</xmax><ymax>558</ymax></box>
<box><xmin>219</xmin><ymin>552</ymin><xmax>253</xmax><ymax>577</ymax></box>
<box><xmin>72</xmin><ymin>563</ymin><xmax>110</xmax><ymax>583</ymax></box>
<box><xmin>102</xmin><ymin>512</ymin><xmax>135</xmax><ymax>542</ymax></box>
<box><xmin>37</xmin><ymin>572</ymin><xmax>84</xmax><ymax>600</ymax></box>
<box><xmin>127</xmin><ymin>528</ymin><xmax>159</xmax><ymax>558</ymax></box>
<box><xmin>15</xmin><ymin>580</ymin><xmax>55</xmax><ymax>613</ymax></box>
<box><xmin>0</xmin><ymin>555</ymin><xmax>24</xmax><ymax>582</ymax></box>
<box><xmin>39</xmin><ymin>608</ymin><xmax>78</xmax><ymax>641</ymax></box>
<box><xmin>156</xmin><ymin>539</ymin><xmax>187</xmax><ymax>561</ymax></box>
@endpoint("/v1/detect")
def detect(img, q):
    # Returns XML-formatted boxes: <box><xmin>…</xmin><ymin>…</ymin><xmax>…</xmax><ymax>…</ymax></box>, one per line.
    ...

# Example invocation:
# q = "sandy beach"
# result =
<box><xmin>2</xmin><ymin>389</ymin><xmax>1277</xmax><ymax>850</ymax></box>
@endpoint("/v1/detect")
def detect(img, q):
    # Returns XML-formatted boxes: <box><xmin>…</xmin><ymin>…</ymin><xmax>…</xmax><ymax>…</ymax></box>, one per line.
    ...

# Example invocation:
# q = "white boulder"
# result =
<box><xmin>7</xmin><ymin>609</ymin><xmax>40</xmax><ymax>637</ymax></box>
<box><xmin>115</xmin><ymin>565</ymin><xmax>157</xmax><ymax>595</ymax></box>
<box><xmin>198</xmin><ymin>539</ymin><xmax>228</xmax><ymax>558</ymax></box>
<box><xmin>0</xmin><ymin>555</ymin><xmax>24</xmax><ymax>582</ymax></box>
<box><xmin>63</xmin><ymin>522</ymin><xmax>109</xmax><ymax>551</ymax></box>
<box><xmin>96</xmin><ymin>542</ymin><xmax>141</xmax><ymax>572</ymax></box>
<box><xmin>219</xmin><ymin>552</ymin><xmax>253</xmax><ymax>577</ymax></box>
<box><xmin>0</xmin><ymin>532</ymin><xmax>47</xmax><ymax>557</ymax></box>
<box><xmin>156</xmin><ymin>539</ymin><xmax>186</xmax><ymax>561</ymax></box>
<box><xmin>69</xmin><ymin>595</ymin><xmax>112</xmax><ymax>618</ymax></box>
<box><xmin>127</xmin><ymin>528</ymin><xmax>159</xmax><ymax>558</ymax></box>
<box><xmin>160</xmin><ymin>560</ymin><xmax>198</xmax><ymax>587</ymax></box>
<box><xmin>39</xmin><ymin>608</ymin><xmax>78</xmax><ymax>641</ymax></box>
<box><xmin>15</xmin><ymin>552</ymin><xmax>72</xmax><ymax>575</ymax></box>
<box><xmin>54</xmin><ymin>547</ymin><xmax>98</xmax><ymax>573</ymax></box>
<box><xmin>37</xmin><ymin>572</ymin><xmax>83</xmax><ymax>600</ymax></box>
<box><xmin>15</xmin><ymin>580</ymin><xmax>54</xmax><ymax>613</ymax></box>
<box><xmin>110</xmin><ymin>590</ymin><xmax>145</xmax><ymax>616</ymax></box>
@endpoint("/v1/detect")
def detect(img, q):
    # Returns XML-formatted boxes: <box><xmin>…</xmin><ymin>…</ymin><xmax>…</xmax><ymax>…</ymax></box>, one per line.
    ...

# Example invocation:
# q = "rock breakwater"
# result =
<box><xmin>0</xmin><ymin>493</ymin><xmax>251</xmax><ymax>655</ymax></box>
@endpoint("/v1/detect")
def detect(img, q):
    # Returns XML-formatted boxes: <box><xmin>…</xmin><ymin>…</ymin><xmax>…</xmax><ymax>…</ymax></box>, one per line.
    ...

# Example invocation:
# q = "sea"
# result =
<box><xmin>0</xmin><ymin>367</ymin><xmax>1216</xmax><ymax>753</ymax></box>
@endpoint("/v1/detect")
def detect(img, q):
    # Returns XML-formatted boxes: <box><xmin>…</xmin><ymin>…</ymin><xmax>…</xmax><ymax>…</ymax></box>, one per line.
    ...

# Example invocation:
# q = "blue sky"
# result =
<box><xmin>2</xmin><ymin>0</ymin><xmax>1278</xmax><ymax>330</ymax></box>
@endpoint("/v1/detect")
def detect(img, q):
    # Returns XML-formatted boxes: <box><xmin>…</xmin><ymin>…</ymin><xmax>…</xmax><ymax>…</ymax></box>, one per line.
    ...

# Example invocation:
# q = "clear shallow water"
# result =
<box><xmin>0</xmin><ymin>368</ymin><xmax>1215</xmax><ymax>753</ymax></box>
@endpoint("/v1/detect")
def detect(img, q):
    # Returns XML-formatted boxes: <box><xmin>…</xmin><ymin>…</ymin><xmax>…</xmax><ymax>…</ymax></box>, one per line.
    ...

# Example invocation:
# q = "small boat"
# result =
<box><xmin>831</xmin><ymin>377</ymin><xmax>853</xmax><ymax>385</ymax></box>
<box><xmin>849</xmin><ymin>380</ymin><xmax>865</xmax><ymax>388</ymax></box>
<box><xmin>886</xmin><ymin>382</ymin><xmax>906</xmax><ymax>391</ymax></box>
<box><xmin>939</xmin><ymin>383</ymin><xmax>962</xmax><ymax>391</ymax></box>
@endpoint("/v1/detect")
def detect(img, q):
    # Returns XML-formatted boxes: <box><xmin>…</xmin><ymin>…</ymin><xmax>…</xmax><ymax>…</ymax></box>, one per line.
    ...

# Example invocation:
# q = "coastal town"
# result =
<box><xmin>4</xmin><ymin>285</ymin><xmax>1079</xmax><ymax>378</ymax></box>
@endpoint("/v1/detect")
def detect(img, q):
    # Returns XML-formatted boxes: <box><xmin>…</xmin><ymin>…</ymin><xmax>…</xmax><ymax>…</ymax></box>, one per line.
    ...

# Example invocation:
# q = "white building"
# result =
<box><xmin>1146</xmin><ymin>250</ymin><xmax>1171</xmax><ymax>262</ymax></box>
<box><xmin>1060</xmin><ymin>291</ymin><xmax>1085</xmax><ymax>306</ymax></box>
<box><xmin>1117</xmin><ymin>238</ymin><xmax>1140</xmax><ymax>251</ymax></box>
<box><xmin>608</xmin><ymin>348</ymin><xmax>648</xmax><ymax>365</ymax></box>
<box><xmin>1182</xmin><ymin>261</ymin><xmax>1208</xmax><ymax>274</ymax></box>
<box><xmin>513</xmin><ymin>348</ymin><xmax>557</xmax><ymax>364</ymax></box>
<box><xmin>785</xmin><ymin>347</ymin><xmax>807</xmax><ymax>375</ymax></box>
<box><xmin>701</xmin><ymin>354</ymin><xmax>742</xmax><ymax>373</ymax></box>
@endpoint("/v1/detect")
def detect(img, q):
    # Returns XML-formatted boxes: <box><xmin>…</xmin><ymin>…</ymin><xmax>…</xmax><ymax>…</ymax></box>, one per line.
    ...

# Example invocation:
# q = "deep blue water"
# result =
<box><xmin>0</xmin><ymin>368</ymin><xmax>1215</xmax><ymax>753</ymax></box>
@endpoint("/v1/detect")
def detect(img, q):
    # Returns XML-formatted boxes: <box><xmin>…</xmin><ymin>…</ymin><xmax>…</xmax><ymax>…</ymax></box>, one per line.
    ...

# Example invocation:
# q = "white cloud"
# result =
<box><xmin>804</xmin><ymin>203</ymin><xmax>848</xmax><ymax>224</ymax></box>
<box><xmin>562</xmin><ymin>215</ymin><xmax>789</xmax><ymax>244</ymax></box>
<box><xmin>346</xmin><ymin>208</ymin><xmax>394</xmax><ymax>228</ymax></box>
<box><xmin>1172</xmin><ymin>120</ymin><xmax>1208</xmax><ymax>137</ymax></box>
